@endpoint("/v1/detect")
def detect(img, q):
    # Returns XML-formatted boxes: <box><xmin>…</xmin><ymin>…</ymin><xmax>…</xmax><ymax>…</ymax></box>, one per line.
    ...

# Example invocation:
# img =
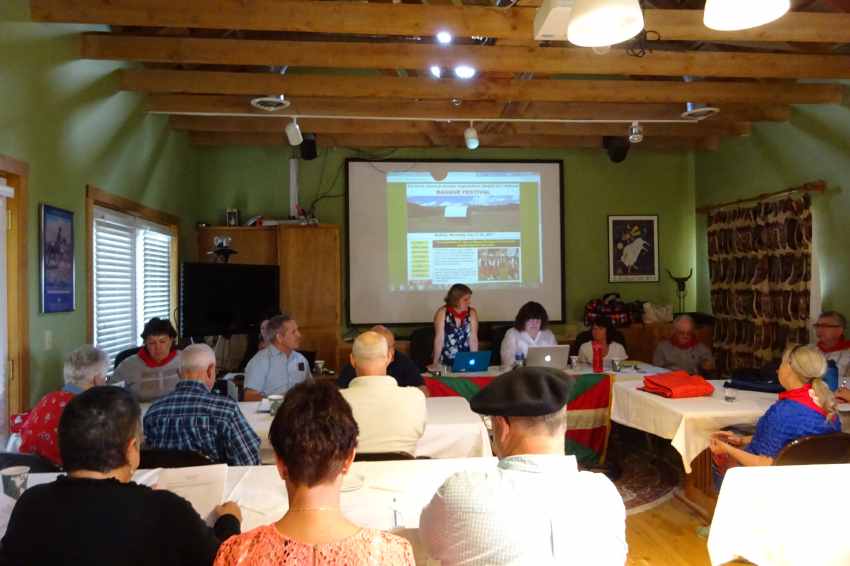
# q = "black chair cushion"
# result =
<box><xmin>139</xmin><ymin>449</ymin><xmax>214</xmax><ymax>469</ymax></box>
<box><xmin>0</xmin><ymin>452</ymin><xmax>61</xmax><ymax>473</ymax></box>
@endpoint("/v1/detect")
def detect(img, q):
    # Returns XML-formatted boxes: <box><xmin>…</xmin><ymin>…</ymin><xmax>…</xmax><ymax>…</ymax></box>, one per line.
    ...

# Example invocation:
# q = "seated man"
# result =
<box><xmin>420</xmin><ymin>367</ymin><xmax>627</xmax><ymax>565</ymax></box>
<box><xmin>243</xmin><ymin>314</ymin><xmax>311</xmax><ymax>401</ymax></box>
<box><xmin>812</xmin><ymin>311</ymin><xmax>850</xmax><ymax>401</ymax></box>
<box><xmin>144</xmin><ymin>344</ymin><xmax>260</xmax><ymax>466</ymax></box>
<box><xmin>340</xmin><ymin>331</ymin><xmax>426</xmax><ymax>455</ymax></box>
<box><xmin>653</xmin><ymin>314</ymin><xmax>715</xmax><ymax>375</ymax></box>
<box><xmin>338</xmin><ymin>325</ymin><xmax>427</xmax><ymax>395</ymax></box>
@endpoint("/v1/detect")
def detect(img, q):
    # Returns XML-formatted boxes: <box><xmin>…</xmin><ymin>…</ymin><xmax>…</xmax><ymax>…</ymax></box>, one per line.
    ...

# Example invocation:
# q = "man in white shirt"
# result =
<box><xmin>340</xmin><ymin>331</ymin><xmax>426</xmax><ymax>455</ymax></box>
<box><xmin>813</xmin><ymin>311</ymin><xmax>850</xmax><ymax>401</ymax></box>
<box><xmin>243</xmin><ymin>314</ymin><xmax>311</xmax><ymax>401</ymax></box>
<box><xmin>420</xmin><ymin>366</ymin><xmax>627</xmax><ymax>566</ymax></box>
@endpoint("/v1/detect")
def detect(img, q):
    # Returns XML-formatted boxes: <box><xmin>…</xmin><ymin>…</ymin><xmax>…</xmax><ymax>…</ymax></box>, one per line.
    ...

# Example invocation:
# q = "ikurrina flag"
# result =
<box><xmin>425</xmin><ymin>373</ymin><xmax>613</xmax><ymax>466</ymax></box>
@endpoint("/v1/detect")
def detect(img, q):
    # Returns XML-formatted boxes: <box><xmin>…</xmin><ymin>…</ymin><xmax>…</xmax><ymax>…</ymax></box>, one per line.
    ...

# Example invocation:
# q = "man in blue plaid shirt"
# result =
<box><xmin>143</xmin><ymin>343</ymin><xmax>260</xmax><ymax>466</ymax></box>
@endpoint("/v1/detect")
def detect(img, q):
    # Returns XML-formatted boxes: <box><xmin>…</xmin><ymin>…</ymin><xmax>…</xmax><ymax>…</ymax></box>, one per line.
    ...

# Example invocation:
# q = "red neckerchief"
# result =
<box><xmin>817</xmin><ymin>339</ymin><xmax>850</xmax><ymax>354</ymax></box>
<box><xmin>671</xmin><ymin>336</ymin><xmax>697</xmax><ymax>350</ymax></box>
<box><xmin>779</xmin><ymin>383</ymin><xmax>827</xmax><ymax>416</ymax></box>
<box><xmin>446</xmin><ymin>306</ymin><xmax>469</xmax><ymax>322</ymax></box>
<box><xmin>137</xmin><ymin>347</ymin><xmax>178</xmax><ymax>368</ymax></box>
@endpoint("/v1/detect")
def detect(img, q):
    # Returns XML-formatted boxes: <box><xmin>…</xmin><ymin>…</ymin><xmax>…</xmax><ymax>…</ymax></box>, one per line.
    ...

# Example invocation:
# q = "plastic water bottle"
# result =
<box><xmin>514</xmin><ymin>351</ymin><xmax>525</xmax><ymax>369</ymax></box>
<box><xmin>824</xmin><ymin>360</ymin><xmax>839</xmax><ymax>392</ymax></box>
<box><xmin>592</xmin><ymin>342</ymin><xmax>604</xmax><ymax>373</ymax></box>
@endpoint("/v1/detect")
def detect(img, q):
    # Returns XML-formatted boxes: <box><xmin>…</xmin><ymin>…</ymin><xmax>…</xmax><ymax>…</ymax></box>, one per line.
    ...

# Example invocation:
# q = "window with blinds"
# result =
<box><xmin>93</xmin><ymin>207</ymin><xmax>174</xmax><ymax>365</ymax></box>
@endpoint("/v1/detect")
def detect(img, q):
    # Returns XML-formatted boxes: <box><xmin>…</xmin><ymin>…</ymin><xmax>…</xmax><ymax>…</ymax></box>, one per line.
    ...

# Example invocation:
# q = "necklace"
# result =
<box><xmin>287</xmin><ymin>506</ymin><xmax>339</xmax><ymax>512</ymax></box>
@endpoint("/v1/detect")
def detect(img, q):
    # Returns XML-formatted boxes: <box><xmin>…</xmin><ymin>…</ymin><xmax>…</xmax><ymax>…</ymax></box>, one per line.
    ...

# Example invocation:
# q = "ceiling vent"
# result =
<box><xmin>250</xmin><ymin>95</ymin><xmax>291</xmax><ymax>112</ymax></box>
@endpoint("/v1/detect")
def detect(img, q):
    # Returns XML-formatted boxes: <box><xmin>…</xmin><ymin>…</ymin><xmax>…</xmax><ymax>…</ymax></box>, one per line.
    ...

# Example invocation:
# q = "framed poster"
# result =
<box><xmin>40</xmin><ymin>203</ymin><xmax>75</xmax><ymax>312</ymax></box>
<box><xmin>608</xmin><ymin>215</ymin><xmax>659</xmax><ymax>283</ymax></box>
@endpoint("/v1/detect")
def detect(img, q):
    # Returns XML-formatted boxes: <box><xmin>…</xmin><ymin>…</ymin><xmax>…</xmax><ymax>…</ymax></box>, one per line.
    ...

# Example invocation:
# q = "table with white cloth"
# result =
<box><xmin>142</xmin><ymin>397</ymin><xmax>492</xmax><ymax>463</ymax></box>
<box><xmin>708</xmin><ymin>463</ymin><xmax>850</xmax><ymax>566</ymax></box>
<box><xmin>565</xmin><ymin>361</ymin><xmax>670</xmax><ymax>381</ymax></box>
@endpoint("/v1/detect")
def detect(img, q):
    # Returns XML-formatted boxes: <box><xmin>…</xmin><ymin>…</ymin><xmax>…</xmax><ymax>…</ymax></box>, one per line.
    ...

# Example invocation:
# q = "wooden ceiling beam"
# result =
<box><xmin>148</xmin><ymin>94</ymin><xmax>790</xmax><ymax>122</ymax></box>
<box><xmin>31</xmin><ymin>1</ymin><xmax>850</xmax><ymax>43</ymax></box>
<box><xmin>122</xmin><ymin>69</ymin><xmax>845</xmax><ymax>105</ymax></box>
<box><xmin>82</xmin><ymin>33</ymin><xmax>850</xmax><ymax>80</ymax></box>
<box><xmin>169</xmin><ymin>115</ymin><xmax>750</xmax><ymax>138</ymax></box>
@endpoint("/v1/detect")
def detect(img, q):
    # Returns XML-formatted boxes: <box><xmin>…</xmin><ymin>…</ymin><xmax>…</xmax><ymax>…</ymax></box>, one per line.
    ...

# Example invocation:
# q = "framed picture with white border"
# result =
<box><xmin>608</xmin><ymin>215</ymin><xmax>659</xmax><ymax>283</ymax></box>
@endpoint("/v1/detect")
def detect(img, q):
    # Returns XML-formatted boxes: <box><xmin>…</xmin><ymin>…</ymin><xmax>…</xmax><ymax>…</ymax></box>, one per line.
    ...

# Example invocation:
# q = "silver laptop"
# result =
<box><xmin>526</xmin><ymin>345</ymin><xmax>571</xmax><ymax>369</ymax></box>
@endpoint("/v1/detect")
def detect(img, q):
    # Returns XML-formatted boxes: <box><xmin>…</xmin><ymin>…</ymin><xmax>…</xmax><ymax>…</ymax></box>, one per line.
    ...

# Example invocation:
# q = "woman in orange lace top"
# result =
<box><xmin>214</xmin><ymin>381</ymin><xmax>414</xmax><ymax>565</ymax></box>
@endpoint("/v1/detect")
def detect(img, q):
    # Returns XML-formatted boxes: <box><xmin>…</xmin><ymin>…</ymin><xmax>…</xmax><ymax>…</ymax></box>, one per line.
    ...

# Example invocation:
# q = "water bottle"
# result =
<box><xmin>514</xmin><ymin>351</ymin><xmax>525</xmax><ymax>369</ymax></box>
<box><xmin>592</xmin><ymin>342</ymin><xmax>604</xmax><ymax>373</ymax></box>
<box><xmin>824</xmin><ymin>360</ymin><xmax>839</xmax><ymax>392</ymax></box>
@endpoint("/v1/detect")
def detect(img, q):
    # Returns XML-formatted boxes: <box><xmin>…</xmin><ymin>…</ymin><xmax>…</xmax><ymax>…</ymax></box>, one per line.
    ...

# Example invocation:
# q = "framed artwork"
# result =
<box><xmin>40</xmin><ymin>203</ymin><xmax>75</xmax><ymax>313</ymax></box>
<box><xmin>608</xmin><ymin>215</ymin><xmax>659</xmax><ymax>283</ymax></box>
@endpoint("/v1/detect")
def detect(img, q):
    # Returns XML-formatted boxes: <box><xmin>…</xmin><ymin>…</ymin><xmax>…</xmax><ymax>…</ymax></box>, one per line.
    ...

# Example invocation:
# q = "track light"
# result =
<box><xmin>464</xmin><ymin>122</ymin><xmax>479</xmax><ymax>150</ymax></box>
<box><xmin>285</xmin><ymin>117</ymin><xmax>303</xmax><ymax>146</ymax></box>
<box><xmin>704</xmin><ymin>0</ymin><xmax>790</xmax><ymax>31</ymax></box>
<box><xmin>454</xmin><ymin>65</ymin><xmax>477</xmax><ymax>79</ymax></box>
<box><xmin>567</xmin><ymin>0</ymin><xmax>644</xmax><ymax>48</ymax></box>
<box><xmin>436</xmin><ymin>30</ymin><xmax>453</xmax><ymax>45</ymax></box>
<box><xmin>628</xmin><ymin>121</ymin><xmax>644</xmax><ymax>144</ymax></box>
<box><xmin>429</xmin><ymin>65</ymin><xmax>442</xmax><ymax>79</ymax></box>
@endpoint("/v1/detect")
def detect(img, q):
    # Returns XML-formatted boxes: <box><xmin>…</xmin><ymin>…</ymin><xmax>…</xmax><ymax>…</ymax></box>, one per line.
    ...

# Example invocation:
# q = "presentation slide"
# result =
<box><xmin>348</xmin><ymin>161</ymin><xmax>563</xmax><ymax>325</ymax></box>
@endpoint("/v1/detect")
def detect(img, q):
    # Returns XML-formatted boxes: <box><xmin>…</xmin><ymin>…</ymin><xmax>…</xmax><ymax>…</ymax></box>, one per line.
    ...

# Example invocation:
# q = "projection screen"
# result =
<box><xmin>347</xmin><ymin>160</ymin><xmax>564</xmax><ymax>325</ymax></box>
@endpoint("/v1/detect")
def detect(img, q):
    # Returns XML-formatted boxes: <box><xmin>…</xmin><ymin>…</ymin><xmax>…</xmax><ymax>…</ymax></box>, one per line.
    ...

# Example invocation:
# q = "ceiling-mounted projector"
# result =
<box><xmin>534</xmin><ymin>0</ymin><xmax>576</xmax><ymax>41</ymax></box>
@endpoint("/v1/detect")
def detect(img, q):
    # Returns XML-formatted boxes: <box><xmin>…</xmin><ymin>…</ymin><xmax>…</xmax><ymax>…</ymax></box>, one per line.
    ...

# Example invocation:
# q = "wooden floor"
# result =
<box><xmin>626</xmin><ymin>497</ymin><xmax>711</xmax><ymax>566</ymax></box>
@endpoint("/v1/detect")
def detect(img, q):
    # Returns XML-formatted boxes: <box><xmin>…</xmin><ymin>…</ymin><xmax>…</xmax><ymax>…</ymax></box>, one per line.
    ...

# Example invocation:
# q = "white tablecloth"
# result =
<box><xmin>142</xmin><ymin>397</ymin><xmax>491</xmax><ymax>463</ymax></box>
<box><xmin>565</xmin><ymin>362</ymin><xmax>670</xmax><ymax>380</ymax></box>
<box><xmin>610</xmin><ymin>379</ymin><xmax>777</xmax><ymax>473</ymax></box>
<box><xmin>708</xmin><ymin>464</ymin><xmax>850</xmax><ymax>566</ymax></box>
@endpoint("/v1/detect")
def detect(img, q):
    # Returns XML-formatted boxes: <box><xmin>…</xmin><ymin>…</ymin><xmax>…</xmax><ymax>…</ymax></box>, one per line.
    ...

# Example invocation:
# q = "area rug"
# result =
<box><xmin>611</xmin><ymin>451</ymin><xmax>683</xmax><ymax>515</ymax></box>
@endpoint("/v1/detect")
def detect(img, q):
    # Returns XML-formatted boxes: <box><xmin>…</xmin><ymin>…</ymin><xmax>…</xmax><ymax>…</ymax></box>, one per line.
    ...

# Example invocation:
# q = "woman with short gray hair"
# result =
<box><xmin>19</xmin><ymin>345</ymin><xmax>109</xmax><ymax>466</ymax></box>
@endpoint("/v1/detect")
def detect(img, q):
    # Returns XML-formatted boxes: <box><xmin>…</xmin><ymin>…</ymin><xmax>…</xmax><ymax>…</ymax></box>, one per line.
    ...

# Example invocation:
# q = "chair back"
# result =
<box><xmin>354</xmin><ymin>451</ymin><xmax>414</xmax><ymax>462</ymax></box>
<box><xmin>774</xmin><ymin>432</ymin><xmax>850</xmax><ymax>466</ymax></box>
<box><xmin>0</xmin><ymin>452</ymin><xmax>61</xmax><ymax>473</ymax></box>
<box><xmin>489</xmin><ymin>324</ymin><xmax>513</xmax><ymax>367</ymax></box>
<box><xmin>297</xmin><ymin>350</ymin><xmax>317</xmax><ymax>370</ymax></box>
<box><xmin>409</xmin><ymin>326</ymin><xmax>435</xmax><ymax>371</ymax></box>
<box><xmin>139</xmin><ymin>448</ymin><xmax>215</xmax><ymax>469</ymax></box>
<box><xmin>114</xmin><ymin>346</ymin><xmax>140</xmax><ymax>369</ymax></box>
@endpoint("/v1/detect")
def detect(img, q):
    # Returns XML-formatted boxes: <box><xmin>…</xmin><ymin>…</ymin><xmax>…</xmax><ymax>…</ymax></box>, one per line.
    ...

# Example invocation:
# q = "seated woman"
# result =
<box><xmin>19</xmin><ymin>345</ymin><xmax>108</xmax><ymax>466</ymax></box>
<box><xmin>214</xmin><ymin>381</ymin><xmax>414</xmax><ymax>566</ymax></box>
<box><xmin>112</xmin><ymin>317</ymin><xmax>181</xmax><ymax>401</ymax></box>
<box><xmin>709</xmin><ymin>345</ymin><xmax>841</xmax><ymax>483</ymax></box>
<box><xmin>501</xmin><ymin>301</ymin><xmax>558</xmax><ymax>365</ymax></box>
<box><xmin>1</xmin><ymin>386</ymin><xmax>241</xmax><ymax>565</ymax></box>
<box><xmin>577</xmin><ymin>317</ymin><xmax>627</xmax><ymax>365</ymax></box>
<box><xmin>431</xmin><ymin>283</ymin><xmax>479</xmax><ymax>371</ymax></box>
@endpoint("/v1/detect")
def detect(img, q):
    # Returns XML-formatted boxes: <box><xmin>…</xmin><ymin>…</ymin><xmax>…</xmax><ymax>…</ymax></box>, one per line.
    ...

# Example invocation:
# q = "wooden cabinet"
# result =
<box><xmin>197</xmin><ymin>226</ymin><xmax>278</xmax><ymax>265</ymax></box>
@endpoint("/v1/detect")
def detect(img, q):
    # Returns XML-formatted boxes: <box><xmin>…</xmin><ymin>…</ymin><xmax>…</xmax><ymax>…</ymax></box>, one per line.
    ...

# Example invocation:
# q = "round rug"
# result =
<box><xmin>613</xmin><ymin>451</ymin><xmax>682</xmax><ymax>515</ymax></box>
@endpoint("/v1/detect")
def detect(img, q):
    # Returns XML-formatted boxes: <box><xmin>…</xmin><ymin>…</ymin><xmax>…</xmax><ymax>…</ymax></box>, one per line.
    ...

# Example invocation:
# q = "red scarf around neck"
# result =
<box><xmin>779</xmin><ymin>383</ymin><xmax>827</xmax><ymax>416</ymax></box>
<box><xmin>671</xmin><ymin>336</ymin><xmax>698</xmax><ymax>350</ymax></box>
<box><xmin>817</xmin><ymin>338</ymin><xmax>850</xmax><ymax>354</ymax></box>
<box><xmin>447</xmin><ymin>306</ymin><xmax>469</xmax><ymax>322</ymax></box>
<box><xmin>138</xmin><ymin>347</ymin><xmax>178</xmax><ymax>368</ymax></box>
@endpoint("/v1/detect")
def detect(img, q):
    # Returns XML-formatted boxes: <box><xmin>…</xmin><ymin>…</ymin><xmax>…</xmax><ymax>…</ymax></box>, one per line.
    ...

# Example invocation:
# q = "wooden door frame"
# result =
<box><xmin>0</xmin><ymin>154</ymin><xmax>30</xmax><ymax>414</ymax></box>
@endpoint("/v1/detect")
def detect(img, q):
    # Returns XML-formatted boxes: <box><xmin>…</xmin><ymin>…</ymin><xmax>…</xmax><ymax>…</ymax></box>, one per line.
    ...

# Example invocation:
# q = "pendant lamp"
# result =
<box><xmin>567</xmin><ymin>0</ymin><xmax>644</xmax><ymax>48</ymax></box>
<box><xmin>704</xmin><ymin>0</ymin><xmax>790</xmax><ymax>31</ymax></box>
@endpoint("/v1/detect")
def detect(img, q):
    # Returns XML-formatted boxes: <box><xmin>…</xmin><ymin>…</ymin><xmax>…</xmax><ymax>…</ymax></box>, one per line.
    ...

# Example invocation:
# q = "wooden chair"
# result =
<box><xmin>0</xmin><ymin>452</ymin><xmax>61</xmax><ymax>473</ymax></box>
<box><xmin>774</xmin><ymin>432</ymin><xmax>850</xmax><ymax>466</ymax></box>
<box><xmin>139</xmin><ymin>448</ymin><xmax>215</xmax><ymax>469</ymax></box>
<box><xmin>354</xmin><ymin>451</ymin><xmax>414</xmax><ymax>462</ymax></box>
<box><xmin>409</xmin><ymin>326</ymin><xmax>435</xmax><ymax>371</ymax></box>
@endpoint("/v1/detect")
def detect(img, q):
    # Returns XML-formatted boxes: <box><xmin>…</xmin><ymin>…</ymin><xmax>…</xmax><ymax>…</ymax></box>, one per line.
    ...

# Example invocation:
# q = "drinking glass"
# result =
<box><xmin>723</xmin><ymin>386</ymin><xmax>737</xmax><ymax>403</ymax></box>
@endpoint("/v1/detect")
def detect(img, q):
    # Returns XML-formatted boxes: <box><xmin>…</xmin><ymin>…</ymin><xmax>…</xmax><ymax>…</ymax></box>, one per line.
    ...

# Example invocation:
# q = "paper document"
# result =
<box><xmin>221</xmin><ymin>372</ymin><xmax>243</xmax><ymax>382</ymax></box>
<box><xmin>257</xmin><ymin>398</ymin><xmax>271</xmax><ymax>412</ymax></box>
<box><xmin>0</xmin><ymin>493</ymin><xmax>16</xmax><ymax>537</ymax></box>
<box><xmin>159</xmin><ymin>464</ymin><xmax>228</xmax><ymax>524</ymax></box>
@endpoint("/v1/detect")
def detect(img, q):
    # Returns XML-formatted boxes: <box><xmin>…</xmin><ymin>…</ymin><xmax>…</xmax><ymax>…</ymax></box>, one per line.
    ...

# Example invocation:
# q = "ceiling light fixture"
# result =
<box><xmin>628</xmin><ymin>121</ymin><xmax>644</xmax><ymax>144</ymax></box>
<box><xmin>454</xmin><ymin>64</ymin><xmax>476</xmax><ymax>79</ymax></box>
<box><xmin>703</xmin><ymin>0</ymin><xmax>790</xmax><ymax>31</ymax></box>
<box><xmin>567</xmin><ymin>0</ymin><xmax>644</xmax><ymax>48</ymax></box>
<box><xmin>464</xmin><ymin>122</ymin><xmax>480</xmax><ymax>150</ymax></box>
<box><xmin>429</xmin><ymin>65</ymin><xmax>442</xmax><ymax>79</ymax></box>
<box><xmin>250</xmin><ymin>94</ymin><xmax>290</xmax><ymax>112</ymax></box>
<box><xmin>436</xmin><ymin>30</ymin><xmax>453</xmax><ymax>45</ymax></box>
<box><xmin>285</xmin><ymin>117</ymin><xmax>303</xmax><ymax>146</ymax></box>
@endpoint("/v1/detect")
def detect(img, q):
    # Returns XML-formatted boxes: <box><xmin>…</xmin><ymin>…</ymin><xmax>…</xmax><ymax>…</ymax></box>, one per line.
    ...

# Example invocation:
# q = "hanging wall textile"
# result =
<box><xmin>707</xmin><ymin>194</ymin><xmax>812</xmax><ymax>373</ymax></box>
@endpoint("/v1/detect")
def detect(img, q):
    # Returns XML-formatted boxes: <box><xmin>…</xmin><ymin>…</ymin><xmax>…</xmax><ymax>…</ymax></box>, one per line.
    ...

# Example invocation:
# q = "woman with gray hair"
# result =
<box><xmin>19</xmin><ymin>345</ymin><xmax>109</xmax><ymax>466</ymax></box>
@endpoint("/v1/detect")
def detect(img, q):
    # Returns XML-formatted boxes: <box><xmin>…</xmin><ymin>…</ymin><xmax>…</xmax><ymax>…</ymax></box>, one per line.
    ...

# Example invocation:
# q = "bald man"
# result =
<box><xmin>338</xmin><ymin>325</ymin><xmax>427</xmax><ymax>396</ymax></box>
<box><xmin>340</xmin><ymin>331</ymin><xmax>427</xmax><ymax>455</ymax></box>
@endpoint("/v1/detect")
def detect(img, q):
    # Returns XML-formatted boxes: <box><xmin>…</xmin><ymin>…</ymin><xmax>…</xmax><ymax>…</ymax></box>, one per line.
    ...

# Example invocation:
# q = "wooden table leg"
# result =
<box><xmin>677</xmin><ymin>449</ymin><xmax>718</xmax><ymax>521</ymax></box>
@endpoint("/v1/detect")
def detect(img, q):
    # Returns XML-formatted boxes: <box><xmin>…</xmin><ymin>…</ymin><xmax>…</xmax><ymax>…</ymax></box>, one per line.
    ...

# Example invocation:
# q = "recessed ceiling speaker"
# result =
<box><xmin>249</xmin><ymin>95</ymin><xmax>290</xmax><ymax>112</ymax></box>
<box><xmin>300</xmin><ymin>134</ymin><xmax>317</xmax><ymax>160</ymax></box>
<box><xmin>603</xmin><ymin>136</ymin><xmax>631</xmax><ymax>163</ymax></box>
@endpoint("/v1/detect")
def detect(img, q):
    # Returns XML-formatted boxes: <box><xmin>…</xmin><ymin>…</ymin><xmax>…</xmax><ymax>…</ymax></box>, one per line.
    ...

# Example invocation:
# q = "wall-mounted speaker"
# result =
<box><xmin>300</xmin><ymin>134</ymin><xmax>317</xmax><ymax>160</ymax></box>
<box><xmin>602</xmin><ymin>136</ymin><xmax>631</xmax><ymax>163</ymax></box>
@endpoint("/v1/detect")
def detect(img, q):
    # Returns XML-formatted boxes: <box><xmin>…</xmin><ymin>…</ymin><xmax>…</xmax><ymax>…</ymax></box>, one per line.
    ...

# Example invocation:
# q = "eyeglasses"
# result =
<box><xmin>813</xmin><ymin>323</ymin><xmax>842</xmax><ymax>329</ymax></box>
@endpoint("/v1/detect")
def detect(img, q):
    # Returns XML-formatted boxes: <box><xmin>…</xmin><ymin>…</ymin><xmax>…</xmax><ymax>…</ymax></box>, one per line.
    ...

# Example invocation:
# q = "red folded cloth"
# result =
<box><xmin>640</xmin><ymin>371</ymin><xmax>715</xmax><ymax>398</ymax></box>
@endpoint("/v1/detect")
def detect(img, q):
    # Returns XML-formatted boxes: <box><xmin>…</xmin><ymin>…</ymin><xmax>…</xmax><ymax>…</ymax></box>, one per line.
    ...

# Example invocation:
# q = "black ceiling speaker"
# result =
<box><xmin>603</xmin><ymin>136</ymin><xmax>631</xmax><ymax>164</ymax></box>
<box><xmin>300</xmin><ymin>134</ymin><xmax>317</xmax><ymax>160</ymax></box>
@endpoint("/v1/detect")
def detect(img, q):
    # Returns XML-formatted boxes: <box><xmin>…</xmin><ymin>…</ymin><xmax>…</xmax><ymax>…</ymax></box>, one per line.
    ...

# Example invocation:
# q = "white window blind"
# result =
<box><xmin>93</xmin><ymin>207</ymin><xmax>174</xmax><ymax>365</ymax></box>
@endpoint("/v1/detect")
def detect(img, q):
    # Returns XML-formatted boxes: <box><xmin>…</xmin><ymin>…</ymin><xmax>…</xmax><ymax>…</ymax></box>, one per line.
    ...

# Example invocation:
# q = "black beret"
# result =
<box><xmin>470</xmin><ymin>366</ymin><xmax>573</xmax><ymax>417</ymax></box>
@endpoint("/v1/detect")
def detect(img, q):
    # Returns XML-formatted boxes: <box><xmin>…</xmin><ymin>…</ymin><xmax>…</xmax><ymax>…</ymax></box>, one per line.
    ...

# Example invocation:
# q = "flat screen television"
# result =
<box><xmin>180</xmin><ymin>262</ymin><xmax>279</xmax><ymax>337</ymax></box>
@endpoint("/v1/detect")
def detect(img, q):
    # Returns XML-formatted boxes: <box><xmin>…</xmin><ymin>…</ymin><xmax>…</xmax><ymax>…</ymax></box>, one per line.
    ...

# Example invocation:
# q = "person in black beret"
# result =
<box><xmin>420</xmin><ymin>367</ymin><xmax>627</xmax><ymax>566</ymax></box>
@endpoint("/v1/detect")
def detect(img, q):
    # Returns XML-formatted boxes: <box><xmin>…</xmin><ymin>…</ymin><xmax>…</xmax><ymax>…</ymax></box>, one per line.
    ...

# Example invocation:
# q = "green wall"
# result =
<box><xmin>198</xmin><ymin>146</ymin><xmax>699</xmax><ymax>331</ymax></box>
<box><xmin>694</xmin><ymin>101</ymin><xmax>850</xmax><ymax>316</ymax></box>
<box><xmin>1</xmin><ymin>1</ymin><xmax>199</xmax><ymax>403</ymax></box>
